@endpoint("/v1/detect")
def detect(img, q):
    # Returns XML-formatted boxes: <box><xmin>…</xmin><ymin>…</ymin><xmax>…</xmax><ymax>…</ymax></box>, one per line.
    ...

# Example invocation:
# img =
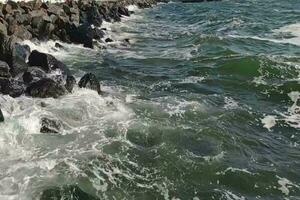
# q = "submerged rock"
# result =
<box><xmin>78</xmin><ymin>73</ymin><xmax>101</xmax><ymax>94</ymax></box>
<box><xmin>25</xmin><ymin>78</ymin><xmax>66</xmax><ymax>98</ymax></box>
<box><xmin>40</xmin><ymin>185</ymin><xmax>100</xmax><ymax>200</ymax></box>
<box><xmin>0</xmin><ymin>109</ymin><xmax>4</xmax><ymax>122</ymax></box>
<box><xmin>40</xmin><ymin>117</ymin><xmax>62</xmax><ymax>133</ymax></box>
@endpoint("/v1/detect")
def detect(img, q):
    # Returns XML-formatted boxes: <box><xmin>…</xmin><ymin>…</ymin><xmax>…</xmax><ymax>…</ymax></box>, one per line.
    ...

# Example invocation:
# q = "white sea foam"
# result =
<box><xmin>273</xmin><ymin>23</ymin><xmax>300</xmax><ymax>46</ymax></box>
<box><xmin>216</xmin><ymin>167</ymin><xmax>254</xmax><ymax>176</ymax></box>
<box><xmin>179</xmin><ymin>76</ymin><xmax>205</xmax><ymax>84</ymax></box>
<box><xmin>224</xmin><ymin>97</ymin><xmax>239</xmax><ymax>110</ymax></box>
<box><xmin>262</xmin><ymin>91</ymin><xmax>300</xmax><ymax>130</ymax></box>
<box><xmin>261</xmin><ymin>115</ymin><xmax>277</xmax><ymax>131</ymax></box>
<box><xmin>276</xmin><ymin>176</ymin><xmax>300</xmax><ymax>196</ymax></box>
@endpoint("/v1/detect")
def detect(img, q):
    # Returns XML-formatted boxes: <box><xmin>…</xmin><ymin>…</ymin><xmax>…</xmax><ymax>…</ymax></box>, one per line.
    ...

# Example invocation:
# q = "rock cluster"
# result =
<box><xmin>0</xmin><ymin>0</ymin><xmax>157</xmax><ymax>48</ymax></box>
<box><xmin>0</xmin><ymin>0</ymin><xmax>158</xmax><ymax>128</ymax></box>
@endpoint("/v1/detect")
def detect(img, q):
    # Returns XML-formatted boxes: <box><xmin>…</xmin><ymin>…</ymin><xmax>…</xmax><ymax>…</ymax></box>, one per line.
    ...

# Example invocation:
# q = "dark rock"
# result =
<box><xmin>78</xmin><ymin>73</ymin><xmax>101</xmax><ymax>94</ymax></box>
<box><xmin>22</xmin><ymin>67</ymin><xmax>47</xmax><ymax>84</ymax></box>
<box><xmin>0</xmin><ymin>78</ymin><xmax>25</xmax><ymax>97</ymax></box>
<box><xmin>15</xmin><ymin>43</ymin><xmax>30</xmax><ymax>61</ymax></box>
<box><xmin>65</xmin><ymin>75</ymin><xmax>76</xmax><ymax>93</ymax></box>
<box><xmin>28</xmin><ymin>50</ymin><xmax>71</xmax><ymax>75</ymax></box>
<box><xmin>0</xmin><ymin>32</ymin><xmax>15</xmax><ymax>67</ymax></box>
<box><xmin>40</xmin><ymin>185</ymin><xmax>100</xmax><ymax>200</ymax></box>
<box><xmin>105</xmin><ymin>38</ymin><xmax>113</xmax><ymax>43</ymax></box>
<box><xmin>118</xmin><ymin>7</ymin><xmax>130</xmax><ymax>17</ymax></box>
<box><xmin>54</xmin><ymin>42</ymin><xmax>63</xmax><ymax>49</ymax></box>
<box><xmin>0</xmin><ymin>60</ymin><xmax>11</xmax><ymax>78</ymax></box>
<box><xmin>9</xmin><ymin>43</ymin><xmax>31</xmax><ymax>77</ymax></box>
<box><xmin>87</xmin><ymin>6</ymin><xmax>103</xmax><ymax>26</ymax></box>
<box><xmin>22</xmin><ymin>71</ymin><xmax>33</xmax><ymax>83</ymax></box>
<box><xmin>0</xmin><ymin>108</ymin><xmax>4</xmax><ymax>122</ymax></box>
<box><xmin>40</xmin><ymin>117</ymin><xmax>62</xmax><ymax>133</ymax></box>
<box><xmin>66</xmin><ymin>24</ymin><xmax>94</xmax><ymax>48</ymax></box>
<box><xmin>25</xmin><ymin>78</ymin><xmax>66</xmax><ymax>98</ymax></box>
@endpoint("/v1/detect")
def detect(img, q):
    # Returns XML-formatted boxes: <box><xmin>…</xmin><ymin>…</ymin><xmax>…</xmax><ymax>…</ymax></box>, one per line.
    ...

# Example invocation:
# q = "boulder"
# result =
<box><xmin>66</xmin><ymin>24</ymin><xmax>104</xmax><ymax>48</ymax></box>
<box><xmin>15</xmin><ymin>43</ymin><xmax>30</xmax><ymax>61</ymax></box>
<box><xmin>40</xmin><ymin>117</ymin><xmax>62</xmax><ymax>133</ymax></box>
<box><xmin>25</xmin><ymin>78</ymin><xmax>66</xmax><ymax>98</ymax></box>
<box><xmin>2</xmin><ymin>4</ymin><xmax>13</xmax><ymax>15</ymax></box>
<box><xmin>40</xmin><ymin>185</ymin><xmax>100</xmax><ymax>200</ymax></box>
<box><xmin>14</xmin><ymin>25</ymin><xmax>33</xmax><ymax>40</ymax></box>
<box><xmin>87</xmin><ymin>6</ymin><xmax>102</xmax><ymax>26</ymax></box>
<box><xmin>105</xmin><ymin>38</ymin><xmax>113</xmax><ymax>43</ymax></box>
<box><xmin>33</xmin><ymin>0</ymin><xmax>43</xmax><ymax>10</ymax></box>
<box><xmin>0</xmin><ymin>21</ymin><xmax>7</xmax><ymax>35</ymax></box>
<box><xmin>65</xmin><ymin>75</ymin><xmax>76</xmax><ymax>93</ymax></box>
<box><xmin>78</xmin><ymin>73</ymin><xmax>101</xmax><ymax>94</ymax></box>
<box><xmin>66</xmin><ymin>24</ymin><xmax>94</xmax><ymax>48</ymax></box>
<box><xmin>28</xmin><ymin>50</ymin><xmax>71</xmax><ymax>75</ymax></box>
<box><xmin>22</xmin><ymin>67</ymin><xmax>47</xmax><ymax>84</ymax></box>
<box><xmin>0</xmin><ymin>78</ymin><xmax>25</xmax><ymax>97</ymax></box>
<box><xmin>47</xmin><ymin>4</ymin><xmax>65</xmax><ymax>16</ymax></box>
<box><xmin>0</xmin><ymin>60</ymin><xmax>11</xmax><ymax>78</ymax></box>
<box><xmin>0</xmin><ymin>108</ymin><xmax>4</xmax><ymax>122</ymax></box>
<box><xmin>118</xmin><ymin>7</ymin><xmax>130</xmax><ymax>17</ymax></box>
<box><xmin>0</xmin><ymin>32</ymin><xmax>15</xmax><ymax>67</ymax></box>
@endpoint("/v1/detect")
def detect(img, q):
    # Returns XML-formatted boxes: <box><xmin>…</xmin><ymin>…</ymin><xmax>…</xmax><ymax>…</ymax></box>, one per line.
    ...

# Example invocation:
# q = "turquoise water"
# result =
<box><xmin>1</xmin><ymin>1</ymin><xmax>300</xmax><ymax>199</ymax></box>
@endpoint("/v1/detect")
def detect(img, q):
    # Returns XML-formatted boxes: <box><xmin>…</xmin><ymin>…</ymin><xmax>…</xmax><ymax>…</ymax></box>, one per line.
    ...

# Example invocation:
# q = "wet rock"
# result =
<box><xmin>40</xmin><ymin>117</ymin><xmax>62</xmax><ymax>133</ymax></box>
<box><xmin>65</xmin><ymin>75</ymin><xmax>76</xmax><ymax>93</ymax></box>
<box><xmin>0</xmin><ymin>108</ymin><xmax>4</xmax><ymax>122</ymax></box>
<box><xmin>28</xmin><ymin>50</ymin><xmax>71</xmax><ymax>75</ymax></box>
<box><xmin>118</xmin><ymin>7</ymin><xmax>130</xmax><ymax>17</ymax></box>
<box><xmin>22</xmin><ymin>67</ymin><xmax>47</xmax><ymax>84</ymax></box>
<box><xmin>0</xmin><ymin>60</ymin><xmax>11</xmax><ymax>78</ymax></box>
<box><xmin>0</xmin><ymin>32</ymin><xmax>15</xmax><ymax>67</ymax></box>
<box><xmin>25</xmin><ymin>78</ymin><xmax>66</xmax><ymax>98</ymax></box>
<box><xmin>86</xmin><ymin>6</ymin><xmax>103</xmax><ymax>26</ymax></box>
<box><xmin>0</xmin><ymin>78</ymin><xmax>25</xmax><ymax>97</ymax></box>
<box><xmin>15</xmin><ymin>43</ymin><xmax>30</xmax><ymax>61</ymax></box>
<box><xmin>40</xmin><ymin>102</ymin><xmax>47</xmax><ymax>107</ymax></box>
<box><xmin>54</xmin><ymin>42</ymin><xmax>64</xmax><ymax>49</ymax></box>
<box><xmin>40</xmin><ymin>185</ymin><xmax>100</xmax><ymax>200</ymax></box>
<box><xmin>78</xmin><ymin>73</ymin><xmax>101</xmax><ymax>94</ymax></box>
<box><xmin>105</xmin><ymin>38</ymin><xmax>113</xmax><ymax>43</ymax></box>
<box><xmin>66</xmin><ymin>24</ymin><xmax>94</xmax><ymax>48</ymax></box>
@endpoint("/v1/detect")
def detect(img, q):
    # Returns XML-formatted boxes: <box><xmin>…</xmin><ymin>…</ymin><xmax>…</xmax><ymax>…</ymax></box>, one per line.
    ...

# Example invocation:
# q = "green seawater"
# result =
<box><xmin>0</xmin><ymin>0</ymin><xmax>300</xmax><ymax>199</ymax></box>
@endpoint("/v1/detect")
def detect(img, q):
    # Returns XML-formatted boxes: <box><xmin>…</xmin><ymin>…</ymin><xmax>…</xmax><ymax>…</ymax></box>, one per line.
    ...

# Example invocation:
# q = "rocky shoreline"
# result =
<box><xmin>0</xmin><ymin>0</ymin><xmax>159</xmax><ymax>129</ymax></box>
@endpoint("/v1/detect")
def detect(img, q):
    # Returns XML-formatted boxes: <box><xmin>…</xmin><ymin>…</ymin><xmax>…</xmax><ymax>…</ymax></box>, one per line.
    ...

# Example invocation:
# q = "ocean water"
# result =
<box><xmin>1</xmin><ymin>0</ymin><xmax>300</xmax><ymax>199</ymax></box>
